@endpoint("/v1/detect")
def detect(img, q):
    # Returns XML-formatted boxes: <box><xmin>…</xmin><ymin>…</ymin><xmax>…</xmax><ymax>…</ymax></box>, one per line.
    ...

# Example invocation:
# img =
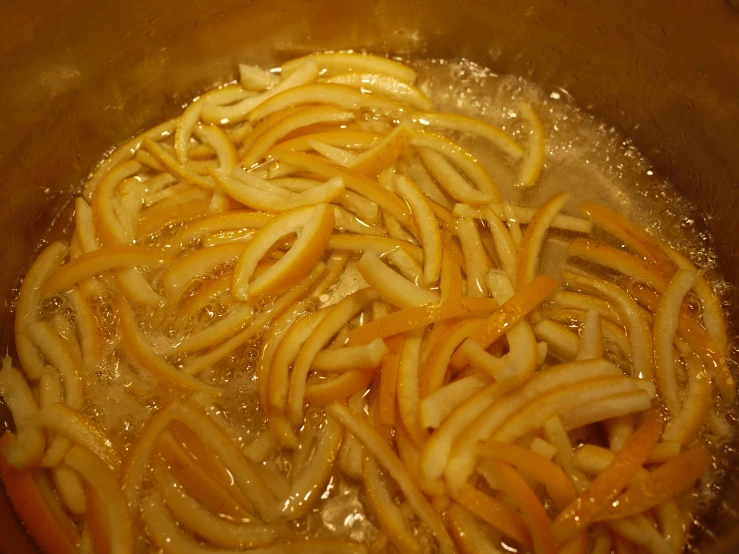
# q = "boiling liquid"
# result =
<box><xmin>22</xmin><ymin>58</ymin><xmax>739</xmax><ymax>551</ymax></box>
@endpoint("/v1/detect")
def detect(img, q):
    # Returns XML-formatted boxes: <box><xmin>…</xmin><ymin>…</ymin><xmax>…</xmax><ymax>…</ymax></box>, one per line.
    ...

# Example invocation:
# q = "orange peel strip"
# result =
<box><xmin>247</xmin><ymin>83</ymin><xmax>405</xmax><ymax>123</ymax></box>
<box><xmin>117</xmin><ymin>297</ymin><xmax>222</xmax><ymax>394</ymax></box>
<box><xmin>363</xmin><ymin>453</ymin><xmax>421</xmax><ymax>553</ymax></box>
<box><xmin>562</xmin><ymin>270</ymin><xmax>654</xmax><ymax>381</ymax></box>
<box><xmin>653</xmin><ymin>269</ymin><xmax>700</xmax><ymax>414</ymax></box>
<box><xmin>357</xmin><ymin>250</ymin><xmax>439</xmax><ymax>308</ymax></box>
<box><xmin>347</xmin><ymin>123</ymin><xmax>414</xmax><ymax>177</ymax></box>
<box><xmin>15</xmin><ymin>241</ymin><xmax>69</xmax><ymax>379</ymax></box>
<box><xmin>442</xmin><ymin>358</ymin><xmax>623</xmax><ymax>494</ymax></box>
<box><xmin>327</xmin><ymin>72</ymin><xmax>431</xmax><ymax>109</ymax></box>
<box><xmin>243</xmin><ymin>105</ymin><xmax>355</xmax><ymax>166</ymax></box>
<box><xmin>326</xmin><ymin>402</ymin><xmax>456</xmax><ymax>554</ymax></box>
<box><xmin>347</xmin><ymin>296</ymin><xmax>498</xmax><ymax>346</ymax></box>
<box><xmin>396</xmin><ymin>328</ymin><xmax>427</xmax><ymax>445</ymax></box>
<box><xmin>449</xmin><ymin>274</ymin><xmax>559</xmax><ymax>370</ymax></box>
<box><xmin>165</xmin><ymin>210</ymin><xmax>273</xmax><ymax>254</ymax></box>
<box><xmin>42</xmin><ymin>245</ymin><xmax>167</xmax><ymax>296</ymax></box>
<box><xmin>551</xmin><ymin>410</ymin><xmax>663</xmax><ymax>543</ymax></box>
<box><xmin>0</xmin><ymin>435</ymin><xmax>79</xmax><ymax>554</ymax></box>
<box><xmin>276</xmin><ymin>151</ymin><xmax>410</xmax><ymax>221</ymax></box>
<box><xmin>65</xmin><ymin>446</ymin><xmax>133</xmax><ymax>554</ymax></box>
<box><xmin>413</xmin><ymin>111</ymin><xmax>523</xmax><ymax>159</ymax></box>
<box><xmin>287</xmin><ymin>288</ymin><xmax>378</xmax><ymax>424</ymax></box>
<box><xmin>457</xmin><ymin>217</ymin><xmax>491</xmax><ymax>297</ymax></box>
<box><xmin>233</xmin><ymin>203</ymin><xmax>334</xmax><ymax>299</ymax></box>
<box><xmin>478</xmin><ymin>459</ymin><xmax>558</xmax><ymax>554</ymax></box>
<box><xmin>312</xmin><ymin>337</ymin><xmax>389</xmax><ymax>372</ymax></box>
<box><xmin>91</xmin><ymin>159</ymin><xmax>142</xmax><ymax>245</ymax></box>
<box><xmin>162</xmin><ymin>242</ymin><xmax>245</xmax><ymax>298</ymax></box>
<box><xmin>414</xmin><ymin>131</ymin><xmax>501</xmax><ymax>203</ymax></box>
<box><xmin>160</xmin><ymin>472</ymin><xmax>275</xmax><ymax>548</ymax></box>
<box><xmin>328</xmin><ymin>233</ymin><xmax>422</xmax><ymax>261</ymax></box>
<box><xmin>0</xmin><ymin>358</ymin><xmax>45</xmax><ymax>467</ymax></box>
<box><xmin>393</xmin><ymin>174</ymin><xmax>443</xmax><ymax>285</ymax></box>
<box><xmin>282</xmin><ymin>52</ymin><xmax>418</xmax><ymax>83</ymax></box>
<box><xmin>456</xmin><ymin>484</ymin><xmax>532</xmax><ymax>547</ymax></box>
<box><xmin>421</xmin><ymin>318</ymin><xmax>486</xmax><ymax>396</ymax></box>
<box><xmin>518</xmin><ymin>102</ymin><xmax>546</xmax><ymax>187</ymax></box>
<box><xmin>596</xmin><ymin>446</ymin><xmax>710</xmax><ymax>521</ymax></box>
<box><xmin>516</xmin><ymin>191</ymin><xmax>569</xmax><ymax>287</ymax></box>
<box><xmin>419</xmin><ymin>373</ymin><xmax>490</xmax><ymax>429</ymax></box>
<box><xmin>663</xmin><ymin>354</ymin><xmax>711</xmax><ymax>444</ymax></box>
<box><xmin>477</xmin><ymin>441</ymin><xmax>577</xmax><ymax>510</ymax></box>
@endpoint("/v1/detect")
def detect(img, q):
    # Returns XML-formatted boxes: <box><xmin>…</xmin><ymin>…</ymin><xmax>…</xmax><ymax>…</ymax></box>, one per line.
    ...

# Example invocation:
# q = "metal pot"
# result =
<box><xmin>1</xmin><ymin>0</ymin><xmax>738</xmax><ymax>551</ymax></box>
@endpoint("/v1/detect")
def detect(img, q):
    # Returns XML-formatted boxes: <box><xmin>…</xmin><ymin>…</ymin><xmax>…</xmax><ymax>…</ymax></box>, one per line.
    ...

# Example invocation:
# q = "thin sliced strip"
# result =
<box><xmin>160</xmin><ymin>473</ymin><xmax>276</xmax><ymax>548</ymax></box>
<box><xmin>419</xmin><ymin>373</ymin><xmax>490</xmax><ymax>430</ymax></box>
<box><xmin>478</xmin><ymin>460</ymin><xmax>558</xmax><ymax>554</ymax></box>
<box><xmin>0</xmin><ymin>434</ymin><xmax>80</xmax><ymax>554</ymax></box>
<box><xmin>560</xmin><ymin>390</ymin><xmax>652</xmax><ymax>430</ymax></box>
<box><xmin>117</xmin><ymin>297</ymin><xmax>222</xmax><ymax>394</ymax></box>
<box><xmin>456</xmin><ymin>485</ymin><xmax>531</xmax><ymax>547</ymax></box>
<box><xmin>327</xmin><ymin>72</ymin><xmax>431</xmax><ymax>109</ymax></box>
<box><xmin>630</xmin><ymin>282</ymin><xmax>735</xmax><ymax>400</ymax></box>
<box><xmin>312</xmin><ymin>338</ymin><xmax>389</xmax><ymax>372</ymax></box>
<box><xmin>162</xmin><ymin>242</ymin><xmax>245</xmax><ymax>298</ymax></box>
<box><xmin>516</xmin><ymin>191</ymin><xmax>569</xmax><ymax>287</ymax></box>
<box><xmin>567</xmin><ymin>238</ymin><xmax>669</xmax><ymax>292</ymax></box>
<box><xmin>143</xmin><ymin>138</ymin><xmax>213</xmax><ymax>189</ymax></box>
<box><xmin>212</xmin><ymin>167</ymin><xmax>344</xmax><ymax>212</ymax></box>
<box><xmin>282</xmin><ymin>413</ymin><xmax>343</xmax><ymax>516</ymax></box>
<box><xmin>283</xmin><ymin>52</ymin><xmax>417</xmax><ymax>82</ymax></box>
<box><xmin>201</xmin><ymin>60</ymin><xmax>320</xmax><ymax>124</ymax></box>
<box><xmin>663</xmin><ymin>354</ymin><xmax>711</xmax><ymax>444</ymax></box>
<box><xmin>551</xmin><ymin>411</ymin><xmax>663</xmax><ymax>543</ymax></box>
<box><xmin>248</xmin><ymin>83</ymin><xmax>405</xmax><ymax>123</ymax></box>
<box><xmin>0</xmin><ymin>358</ymin><xmax>45</xmax><ymax>467</ymax></box>
<box><xmin>243</xmin><ymin>105</ymin><xmax>355</xmax><ymax>166</ymax></box>
<box><xmin>563</xmin><ymin>270</ymin><xmax>654</xmax><ymax>381</ymax></box>
<box><xmin>64</xmin><ymin>446</ymin><xmax>133</xmax><ymax>554</ymax></box>
<box><xmin>287</xmin><ymin>288</ymin><xmax>378</xmax><ymax>425</ymax></box>
<box><xmin>456</xmin><ymin>217</ymin><xmax>491</xmax><ymax>297</ymax></box>
<box><xmin>31</xmin><ymin>403</ymin><xmax>120</xmax><ymax>471</ymax></box>
<box><xmin>421</xmin><ymin>318</ymin><xmax>486</xmax><ymax>396</ymax></box>
<box><xmin>414</xmin><ymin>111</ymin><xmax>523</xmax><ymax>159</ymax></box>
<box><xmin>25</xmin><ymin>322</ymin><xmax>84</xmax><ymax>409</ymax></box>
<box><xmin>663</xmin><ymin>244</ymin><xmax>728</xmax><ymax>356</ymax></box>
<box><xmin>91</xmin><ymin>159</ymin><xmax>142</xmax><ymax>245</ymax></box>
<box><xmin>596</xmin><ymin>447</ymin><xmax>710</xmax><ymax>521</ymax></box>
<box><xmin>328</xmin><ymin>234</ymin><xmax>422</xmax><ymax>261</ymax></box>
<box><xmin>42</xmin><ymin>245</ymin><xmax>168</xmax><ymax>295</ymax></box>
<box><xmin>233</xmin><ymin>204</ymin><xmax>334</xmax><ymax>299</ymax></box>
<box><xmin>396</xmin><ymin>328</ymin><xmax>426</xmax><ymax>445</ymax></box>
<box><xmin>579</xmin><ymin>202</ymin><xmax>674</xmax><ymax>275</ymax></box>
<box><xmin>476</xmin><ymin>441</ymin><xmax>576</xmax><ymax>510</ymax></box>
<box><xmin>15</xmin><ymin>241</ymin><xmax>69</xmax><ymax>379</ymax></box>
<box><xmin>577</xmin><ymin>308</ymin><xmax>604</xmax><ymax>360</ymax></box>
<box><xmin>166</xmin><ymin>210</ymin><xmax>273</xmax><ymax>254</ymax></box>
<box><xmin>326</xmin><ymin>402</ymin><xmax>456</xmax><ymax>554</ymax></box>
<box><xmin>347</xmin><ymin>124</ymin><xmax>414</xmax><ymax>177</ymax></box>
<box><xmin>518</xmin><ymin>102</ymin><xmax>546</xmax><ymax>187</ymax></box>
<box><xmin>449</xmin><ymin>274</ymin><xmax>559</xmax><ymax>370</ymax></box>
<box><xmin>83</xmin><ymin>118</ymin><xmax>177</xmax><ymax>200</ymax></box>
<box><xmin>357</xmin><ymin>251</ymin><xmax>439</xmax><ymax>308</ymax></box>
<box><xmin>443</xmin><ymin>359</ymin><xmax>623</xmax><ymax>494</ymax></box>
<box><xmin>414</xmin><ymin>131</ymin><xmax>501</xmax><ymax>203</ymax></box>
<box><xmin>654</xmin><ymin>269</ymin><xmax>700</xmax><ymax>414</ymax></box>
<box><xmin>276</xmin><ymin>151</ymin><xmax>410</xmax><ymax>221</ymax></box>
<box><xmin>363</xmin><ymin>454</ymin><xmax>421</xmax><ymax>553</ymax></box>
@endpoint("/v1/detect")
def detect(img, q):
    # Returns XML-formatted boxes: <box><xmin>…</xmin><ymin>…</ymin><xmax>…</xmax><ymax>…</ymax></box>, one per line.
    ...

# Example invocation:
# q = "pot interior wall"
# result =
<box><xmin>1</xmin><ymin>0</ymin><xmax>738</xmax><ymax>551</ymax></box>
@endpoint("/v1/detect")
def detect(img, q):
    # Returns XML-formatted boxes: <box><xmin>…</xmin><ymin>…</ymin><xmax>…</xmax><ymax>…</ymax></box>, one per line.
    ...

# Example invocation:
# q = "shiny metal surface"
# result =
<box><xmin>1</xmin><ymin>0</ymin><xmax>738</xmax><ymax>551</ymax></box>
